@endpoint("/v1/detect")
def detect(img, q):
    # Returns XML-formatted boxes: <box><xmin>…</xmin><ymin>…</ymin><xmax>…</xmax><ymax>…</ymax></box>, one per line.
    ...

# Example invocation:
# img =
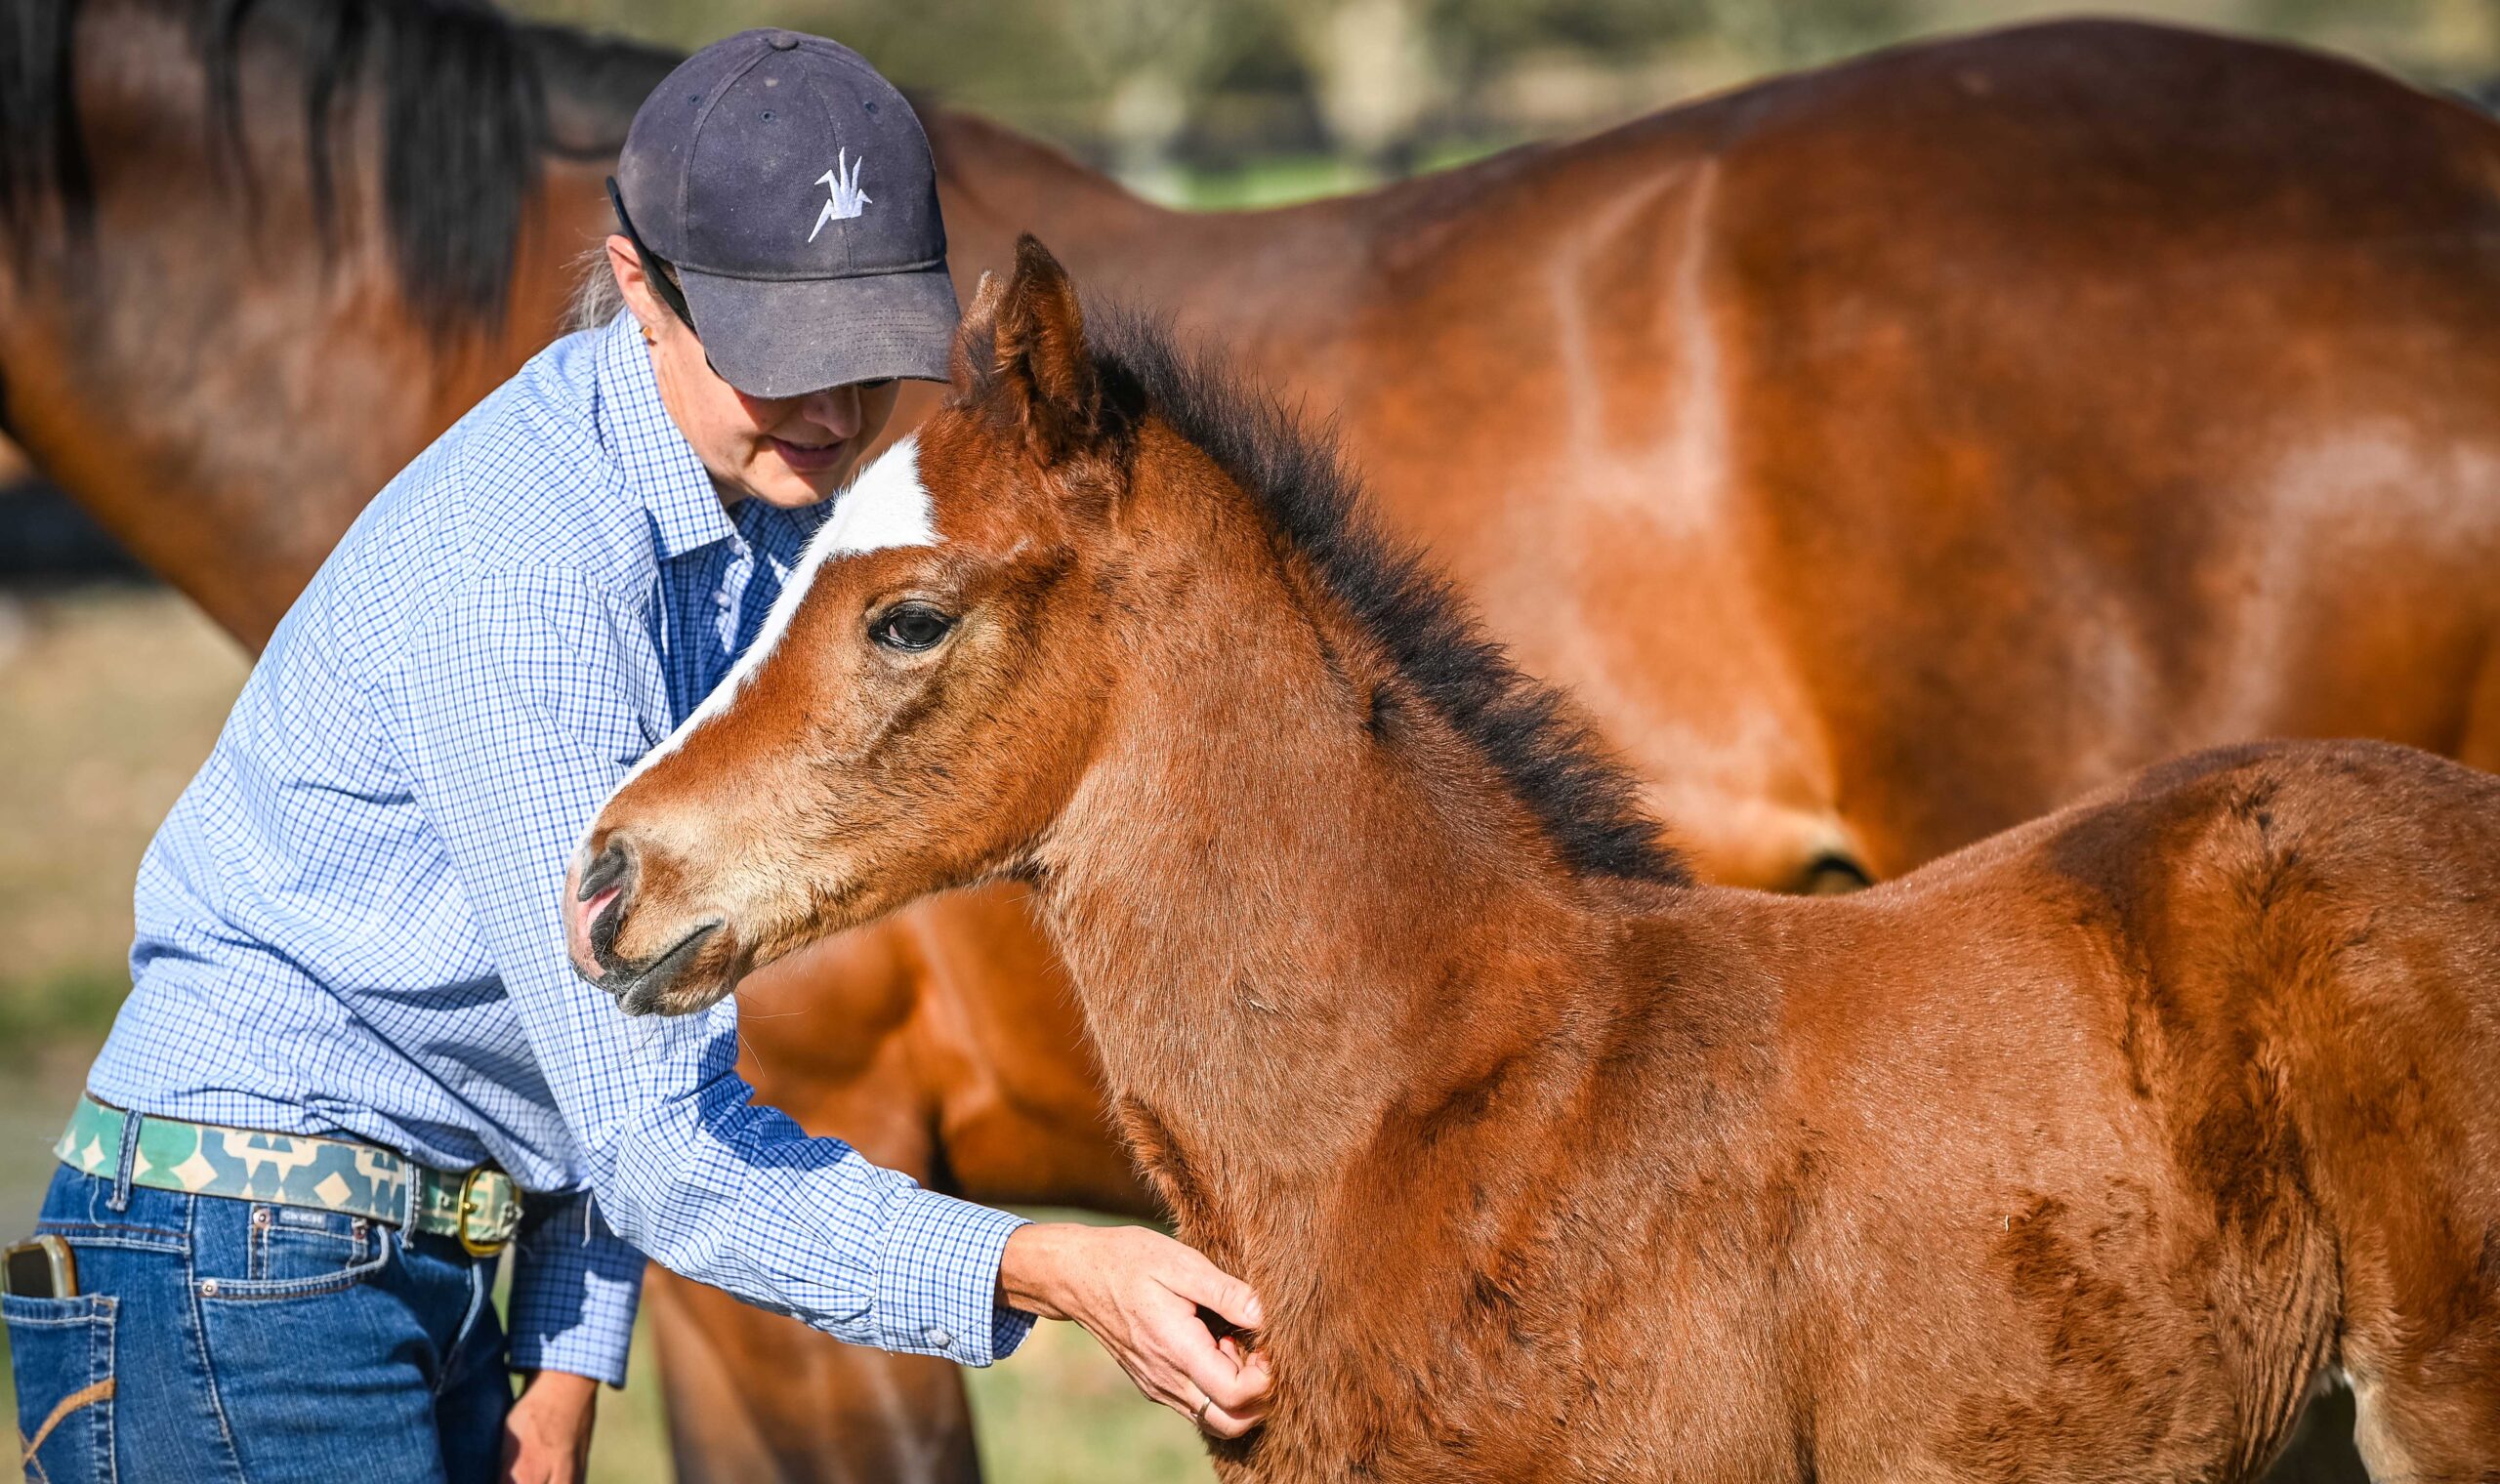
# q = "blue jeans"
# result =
<box><xmin>8</xmin><ymin>1164</ymin><xmax>511</xmax><ymax>1483</ymax></box>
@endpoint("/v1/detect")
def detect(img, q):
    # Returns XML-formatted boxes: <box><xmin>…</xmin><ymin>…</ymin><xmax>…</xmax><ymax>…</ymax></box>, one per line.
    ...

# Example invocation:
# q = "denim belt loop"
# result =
<box><xmin>106</xmin><ymin>1105</ymin><xmax>146</xmax><ymax>1213</ymax></box>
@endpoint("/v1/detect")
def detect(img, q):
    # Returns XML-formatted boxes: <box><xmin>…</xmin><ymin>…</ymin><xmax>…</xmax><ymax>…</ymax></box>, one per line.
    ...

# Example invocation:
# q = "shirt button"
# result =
<box><xmin>925</xmin><ymin>1326</ymin><xmax>952</xmax><ymax>1350</ymax></box>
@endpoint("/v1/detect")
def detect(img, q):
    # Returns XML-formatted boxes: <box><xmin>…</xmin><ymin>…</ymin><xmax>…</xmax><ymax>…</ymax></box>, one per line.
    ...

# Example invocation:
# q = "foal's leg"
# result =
<box><xmin>2348</xmin><ymin>1360</ymin><xmax>2500</xmax><ymax>1483</ymax></box>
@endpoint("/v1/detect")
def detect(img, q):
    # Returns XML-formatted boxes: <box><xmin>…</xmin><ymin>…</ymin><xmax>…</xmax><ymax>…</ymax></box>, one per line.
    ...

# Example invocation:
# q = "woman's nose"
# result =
<box><xmin>796</xmin><ymin>383</ymin><xmax>863</xmax><ymax>438</ymax></box>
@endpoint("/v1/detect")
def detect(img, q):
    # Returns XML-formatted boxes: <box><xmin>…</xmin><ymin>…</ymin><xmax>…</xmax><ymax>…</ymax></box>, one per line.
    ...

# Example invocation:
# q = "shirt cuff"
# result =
<box><xmin>505</xmin><ymin>1189</ymin><xmax>648</xmax><ymax>1387</ymax></box>
<box><xmin>870</xmin><ymin>1188</ymin><xmax>1034</xmax><ymax>1366</ymax></box>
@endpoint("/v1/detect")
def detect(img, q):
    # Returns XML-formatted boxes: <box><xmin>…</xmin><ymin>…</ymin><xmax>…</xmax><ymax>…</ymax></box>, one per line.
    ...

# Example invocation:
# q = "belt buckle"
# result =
<box><xmin>454</xmin><ymin>1168</ymin><xmax>509</xmax><ymax>1258</ymax></box>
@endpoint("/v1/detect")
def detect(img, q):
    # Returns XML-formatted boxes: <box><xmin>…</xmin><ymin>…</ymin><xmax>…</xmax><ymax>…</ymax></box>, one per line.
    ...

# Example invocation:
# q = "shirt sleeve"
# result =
<box><xmin>390</xmin><ymin>564</ymin><xmax>1032</xmax><ymax>1373</ymax></box>
<box><xmin>505</xmin><ymin>1187</ymin><xmax>647</xmax><ymax>1385</ymax></box>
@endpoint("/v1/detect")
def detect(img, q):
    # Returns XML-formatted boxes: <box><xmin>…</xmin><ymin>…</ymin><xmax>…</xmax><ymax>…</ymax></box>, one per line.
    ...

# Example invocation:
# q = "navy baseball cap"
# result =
<box><xmin>613</xmin><ymin>29</ymin><xmax>956</xmax><ymax>398</ymax></box>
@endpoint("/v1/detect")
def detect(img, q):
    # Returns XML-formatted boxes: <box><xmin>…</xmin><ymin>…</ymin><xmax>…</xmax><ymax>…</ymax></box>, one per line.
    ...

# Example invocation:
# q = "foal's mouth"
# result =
<box><xmin>596</xmin><ymin>920</ymin><xmax>727</xmax><ymax>1017</ymax></box>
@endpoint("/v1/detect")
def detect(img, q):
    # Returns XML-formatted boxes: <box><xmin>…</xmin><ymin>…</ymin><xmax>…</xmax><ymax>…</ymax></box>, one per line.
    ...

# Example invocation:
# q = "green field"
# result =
<box><xmin>0</xmin><ymin>588</ymin><xmax>1209</xmax><ymax>1483</ymax></box>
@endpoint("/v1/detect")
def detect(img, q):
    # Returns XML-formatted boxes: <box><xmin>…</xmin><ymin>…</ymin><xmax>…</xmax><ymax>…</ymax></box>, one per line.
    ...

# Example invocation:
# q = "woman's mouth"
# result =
<box><xmin>769</xmin><ymin>434</ymin><xmax>849</xmax><ymax>474</ymax></box>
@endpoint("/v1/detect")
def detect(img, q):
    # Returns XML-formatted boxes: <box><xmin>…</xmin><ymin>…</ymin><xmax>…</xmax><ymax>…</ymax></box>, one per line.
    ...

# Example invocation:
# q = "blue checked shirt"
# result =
<box><xmin>88</xmin><ymin>313</ymin><xmax>1033</xmax><ymax>1385</ymax></box>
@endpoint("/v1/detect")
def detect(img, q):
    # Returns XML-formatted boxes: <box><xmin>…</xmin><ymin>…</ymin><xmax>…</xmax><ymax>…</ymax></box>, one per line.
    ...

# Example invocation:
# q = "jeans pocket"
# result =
<box><xmin>200</xmin><ymin>1207</ymin><xmax>391</xmax><ymax>1303</ymax></box>
<box><xmin>4</xmin><ymin>1292</ymin><xmax>117</xmax><ymax>1484</ymax></box>
<box><xmin>243</xmin><ymin>1205</ymin><xmax>380</xmax><ymax>1291</ymax></box>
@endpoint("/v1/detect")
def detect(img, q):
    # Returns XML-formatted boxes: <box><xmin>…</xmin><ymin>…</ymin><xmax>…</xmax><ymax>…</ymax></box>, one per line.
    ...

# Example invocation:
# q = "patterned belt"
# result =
<box><xmin>54</xmin><ymin>1095</ymin><xmax>521</xmax><ymax>1256</ymax></box>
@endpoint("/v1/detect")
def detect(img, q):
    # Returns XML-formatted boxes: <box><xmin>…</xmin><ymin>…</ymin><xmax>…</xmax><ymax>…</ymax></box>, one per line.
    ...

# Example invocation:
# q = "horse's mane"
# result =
<box><xmin>1081</xmin><ymin>309</ymin><xmax>1688</xmax><ymax>886</ymax></box>
<box><xmin>0</xmin><ymin>0</ymin><xmax>679</xmax><ymax>335</ymax></box>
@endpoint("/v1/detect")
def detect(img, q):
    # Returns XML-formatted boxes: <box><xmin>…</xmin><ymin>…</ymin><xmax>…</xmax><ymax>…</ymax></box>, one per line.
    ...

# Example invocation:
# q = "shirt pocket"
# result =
<box><xmin>4</xmin><ymin>1291</ymin><xmax>117</xmax><ymax>1484</ymax></box>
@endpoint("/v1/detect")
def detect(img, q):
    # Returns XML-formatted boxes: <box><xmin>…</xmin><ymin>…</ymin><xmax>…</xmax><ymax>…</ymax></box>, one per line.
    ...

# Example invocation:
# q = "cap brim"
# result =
<box><xmin>678</xmin><ymin>266</ymin><xmax>959</xmax><ymax>399</ymax></box>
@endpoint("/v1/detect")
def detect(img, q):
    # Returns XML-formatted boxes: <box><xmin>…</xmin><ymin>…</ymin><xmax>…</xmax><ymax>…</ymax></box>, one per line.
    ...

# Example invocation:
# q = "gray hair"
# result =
<box><xmin>565</xmin><ymin>243</ymin><xmax>628</xmax><ymax>335</ymax></box>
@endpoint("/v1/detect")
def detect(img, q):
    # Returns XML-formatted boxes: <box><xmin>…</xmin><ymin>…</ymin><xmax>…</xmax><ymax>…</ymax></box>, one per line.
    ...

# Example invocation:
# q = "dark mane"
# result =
<box><xmin>0</xmin><ymin>0</ymin><xmax>677</xmax><ymax>336</ymax></box>
<box><xmin>1081</xmin><ymin>309</ymin><xmax>1687</xmax><ymax>886</ymax></box>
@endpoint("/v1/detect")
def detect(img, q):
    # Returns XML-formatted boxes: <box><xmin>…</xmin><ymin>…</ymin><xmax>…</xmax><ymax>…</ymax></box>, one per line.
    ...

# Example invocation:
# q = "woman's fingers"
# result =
<box><xmin>1146</xmin><ymin>1291</ymin><xmax>1270</xmax><ymax>1419</ymax></box>
<box><xmin>1005</xmin><ymin>1221</ymin><xmax>1275</xmax><ymax>1434</ymax></box>
<box><xmin>1106</xmin><ymin>1274</ymin><xmax>1269</xmax><ymax>1423</ymax></box>
<box><xmin>1191</xmin><ymin>1348</ymin><xmax>1274</xmax><ymax>1437</ymax></box>
<box><xmin>1158</xmin><ymin>1239</ymin><xmax>1266</xmax><ymax>1332</ymax></box>
<box><xmin>1213</xmin><ymin>1343</ymin><xmax>1274</xmax><ymax>1421</ymax></box>
<box><xmin>1189</xmin><ymin>1340</ymin><xmax>1271</xmax><ymax>1415</ymax></box>
<box><xmin>1197</xmin><ymin>1398</ymin><xmax>1264</xmax><ymax>1439</ymax></box>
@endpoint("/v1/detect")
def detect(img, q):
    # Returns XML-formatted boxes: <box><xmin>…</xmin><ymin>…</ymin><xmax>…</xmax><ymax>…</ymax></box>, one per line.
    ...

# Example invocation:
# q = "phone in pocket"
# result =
<box><xmin>2</xmin><ymin>1234</ymin><xmax>77</xmax><ymax>1298</ymax></box>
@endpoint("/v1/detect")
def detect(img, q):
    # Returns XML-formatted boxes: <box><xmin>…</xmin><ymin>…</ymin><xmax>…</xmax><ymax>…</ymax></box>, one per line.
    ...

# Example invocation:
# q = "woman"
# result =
<box><xmin>2</xmin><ymin>30</ymin><xmax>1268</xmax><ymax>1483</ymax></box>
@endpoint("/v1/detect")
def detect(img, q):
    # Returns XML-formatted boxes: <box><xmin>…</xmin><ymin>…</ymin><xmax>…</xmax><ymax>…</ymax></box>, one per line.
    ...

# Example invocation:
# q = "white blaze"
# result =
<box><xmin>607</xmin><ymin>436</ymin><xmax>939</xmax><ymax>795</ymax></box>
<box><xmin>819</xmin><ymin>436</ymin><xmax>939</xmax><ymax>556</ymax></box>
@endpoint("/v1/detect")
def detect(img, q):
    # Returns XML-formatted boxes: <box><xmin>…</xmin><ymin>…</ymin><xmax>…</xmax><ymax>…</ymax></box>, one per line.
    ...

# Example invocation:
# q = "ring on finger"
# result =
<box><xmin>1193</xmin><ymin>1394</ymin><xmax>1215</xmax><ymax>1429</ymax></box>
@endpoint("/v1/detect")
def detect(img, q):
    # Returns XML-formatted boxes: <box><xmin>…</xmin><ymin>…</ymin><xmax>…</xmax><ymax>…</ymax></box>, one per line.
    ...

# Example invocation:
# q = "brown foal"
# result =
<box><xmin>568</xmin><ymin>241</ymin><xmax>2500</xmax><ymax>1481</ymax></box>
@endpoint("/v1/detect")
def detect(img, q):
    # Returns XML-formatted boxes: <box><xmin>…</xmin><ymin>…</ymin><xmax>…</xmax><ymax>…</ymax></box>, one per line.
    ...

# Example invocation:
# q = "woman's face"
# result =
<box><xmin>607</xmin><ymin>236</ymin><xmax>905</xmax><ymax>510</ymax></box>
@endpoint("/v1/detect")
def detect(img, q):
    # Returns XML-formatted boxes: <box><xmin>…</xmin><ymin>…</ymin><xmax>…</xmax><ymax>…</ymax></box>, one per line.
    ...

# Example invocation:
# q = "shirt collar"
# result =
<box><xmin>732</xmin><ymin>490</ymin><xmax>831</xmax><ymax>573</ymax></box>
<box><xmin>593</xmin><ymin>313</ymin><xmax>736</xmax><ymax>560</ymax></box>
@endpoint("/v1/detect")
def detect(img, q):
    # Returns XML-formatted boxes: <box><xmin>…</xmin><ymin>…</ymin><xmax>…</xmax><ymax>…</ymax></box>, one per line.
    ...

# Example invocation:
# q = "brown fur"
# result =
<box><xmin>578</xmin><ymin>243</ymin><xmax>2500</xmax><ymax>1481</ymax></box>
<box><xmin>17</xmin><ymin>10</ymin><xmax>2500</xmax><ymax>1474</ymax></box>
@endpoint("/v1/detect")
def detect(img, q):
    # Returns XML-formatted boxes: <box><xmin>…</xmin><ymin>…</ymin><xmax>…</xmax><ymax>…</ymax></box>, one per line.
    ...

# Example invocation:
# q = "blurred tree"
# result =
<box><xmin>2252</xmin><ymin>0</ymin><xmax>2498</xmax><ymax>79</ymax></box>
<box><xmin>1031</xmin><ymin>0</ymin><xmax>1259</xmax><ymax>192</ymax></box>
<box><xmin>1700</xmin><ymin>0</ymin><xmax>1914</xmax><ymax>66</ymax></box>
<box><xmin>1274</xmin><ymin>0</ymin><xmax>1445</xmax><ymax>178</ymax></box>
<box><xmin>505</xmin><ymin>0</ymin><xmax>2499</xmax><ymax>187</ymax></box>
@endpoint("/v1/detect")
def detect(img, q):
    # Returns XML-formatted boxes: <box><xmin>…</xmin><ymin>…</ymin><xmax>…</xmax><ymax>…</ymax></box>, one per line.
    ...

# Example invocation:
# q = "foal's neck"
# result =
<box><xmin>1030</xmin><ymin>433</ymin><xmax>1627</xmax><ymax>1236</ymax></box>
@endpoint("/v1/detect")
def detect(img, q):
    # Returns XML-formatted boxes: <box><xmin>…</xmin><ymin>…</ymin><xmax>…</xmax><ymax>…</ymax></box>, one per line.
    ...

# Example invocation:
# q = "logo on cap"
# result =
<box><xmin>809</xmin><ymin>148</ymin><xmax>872</xmax><ymax>241</ymax></box>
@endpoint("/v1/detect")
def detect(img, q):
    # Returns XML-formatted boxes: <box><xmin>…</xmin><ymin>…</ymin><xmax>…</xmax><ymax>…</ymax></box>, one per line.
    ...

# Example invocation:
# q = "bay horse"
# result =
<box><xmin>11</xmin><ymin>1</ymin><xmax>2500</xmax><ymax>1476</ymax></box>
<box><xmin>571</xmin><ymin>240</ymin><xmax>2500</xmax><ymax>1483</ymax></box>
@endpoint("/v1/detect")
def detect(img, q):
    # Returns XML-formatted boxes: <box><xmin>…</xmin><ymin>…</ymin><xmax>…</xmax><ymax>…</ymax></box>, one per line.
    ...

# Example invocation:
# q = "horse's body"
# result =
<box><xmin>574</xmin><ymin>245</ymin><xmax>2500</xmax><ymax>1481</ymax></box>
<box><xmin>8</xmin><ymin>1</ymin><xmax>2498</xmax><ymax>1475</ymax></box>
<box><xmin>1151</xmin><ymin>743</ymin><xmax>2499</xmax><ymax>1481</ymax></box>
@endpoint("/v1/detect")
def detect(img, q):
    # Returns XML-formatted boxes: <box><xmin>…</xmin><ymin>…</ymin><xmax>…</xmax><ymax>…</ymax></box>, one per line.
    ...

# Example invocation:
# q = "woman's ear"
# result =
<box><xmin>605</xmin><ymin>235</ymin><xmax>669</xmax><ymax>342</ymax></box>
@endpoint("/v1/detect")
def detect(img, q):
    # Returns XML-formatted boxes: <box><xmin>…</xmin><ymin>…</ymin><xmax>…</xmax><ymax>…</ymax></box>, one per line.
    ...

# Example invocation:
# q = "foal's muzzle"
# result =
<box><xmin>565</xmin><ymin>834</ymin><xmax>724</xmax><ymax>1016</ymax></box>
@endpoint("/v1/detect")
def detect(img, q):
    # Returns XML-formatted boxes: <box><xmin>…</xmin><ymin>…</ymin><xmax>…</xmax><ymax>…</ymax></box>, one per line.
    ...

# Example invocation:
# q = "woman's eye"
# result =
<box><xmin>872</xmin><ymin>604</ymin><xmax>955</xmax><ymax>652</ymax></box>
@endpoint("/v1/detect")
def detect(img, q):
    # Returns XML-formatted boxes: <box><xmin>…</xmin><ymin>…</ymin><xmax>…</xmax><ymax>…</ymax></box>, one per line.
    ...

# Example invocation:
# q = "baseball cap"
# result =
<box><xmin>612</xmin><ymin>29</ymin><xmax>956</xmax><ymax>398</ymax></box>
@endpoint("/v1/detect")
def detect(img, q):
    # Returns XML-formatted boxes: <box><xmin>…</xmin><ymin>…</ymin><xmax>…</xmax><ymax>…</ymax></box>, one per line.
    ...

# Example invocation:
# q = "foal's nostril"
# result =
<box><xmin>579</xmin><ymin>836</ymin><xmax>638</xmax><ymax>967</ymax></box>
<box><xmin>578</xmin><ymin>836</ymin><xmax>634</xmax><ymax>903</ymax></box>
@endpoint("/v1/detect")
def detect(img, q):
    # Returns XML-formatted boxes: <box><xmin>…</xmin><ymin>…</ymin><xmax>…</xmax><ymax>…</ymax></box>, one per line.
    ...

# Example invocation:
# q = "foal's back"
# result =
<box><xmin>1603</xmin><ymin>740</ymin><xmax>2500</xmax><ymax>1479</ymax></box>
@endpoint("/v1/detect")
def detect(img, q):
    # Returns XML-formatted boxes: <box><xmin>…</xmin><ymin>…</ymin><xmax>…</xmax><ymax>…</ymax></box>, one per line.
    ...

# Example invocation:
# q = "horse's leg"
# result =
<box><xmin>2346</xmin><ymin>1330</ymin><xmax>2500</xmax><ymax>1484</ymax></box>
<box><xmin>2350</xmin><ymin>1369</ymin><xmax>2500</xmax><ymax>1481</ymax></box>
<box><xmin>647</xmin><ymin>1270</ymin><xmax>980</xmax><ymax>1484</ymax></box>
<box><xmin>648</xmin><ymin>925</ymin><xmax>983</xmax><ymax>1484</ymax></box>
<box><xmin>645</xmin><ymin>889</ymin><xmax>1152</xmax><ymax>1484</ymax></box>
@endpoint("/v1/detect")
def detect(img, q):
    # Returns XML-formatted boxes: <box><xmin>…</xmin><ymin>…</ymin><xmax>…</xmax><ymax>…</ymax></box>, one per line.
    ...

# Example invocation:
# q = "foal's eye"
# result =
<box><xmin>871</xmin><ymin>603</ymin><xmax>955</xmax><ymax>652</ymax></box>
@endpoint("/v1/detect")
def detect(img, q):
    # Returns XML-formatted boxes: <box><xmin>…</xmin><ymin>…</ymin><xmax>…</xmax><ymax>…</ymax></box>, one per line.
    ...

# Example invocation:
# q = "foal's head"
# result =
<box><xmin>567</xmin><ymin>238</ymin><xmax>1168</xmax><ymax>1013</ymax></box>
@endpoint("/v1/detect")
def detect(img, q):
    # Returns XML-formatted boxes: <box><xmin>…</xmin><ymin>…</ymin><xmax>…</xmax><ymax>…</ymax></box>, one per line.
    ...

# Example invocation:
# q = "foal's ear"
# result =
<box><xmin>951</xmin><ymin>269</ymin><xmax>1007</xmax><ymax>389</ymax></box>
<box><xmin>977</xmin><ymin>235</ymin><xmax>1099</xmax><ymax>463</ymax></box>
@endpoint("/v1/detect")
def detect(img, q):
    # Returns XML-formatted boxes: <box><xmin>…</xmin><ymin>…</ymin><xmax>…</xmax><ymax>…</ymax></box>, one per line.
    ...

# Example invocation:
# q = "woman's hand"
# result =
<box><xmin>501</xmin><ymin>1369</ymin><xmax>600</xmax><ymax>1484</ymax></box>
<box><xmin>999</xmin><ymin>1222</ymin><xmax>1274</xmax><ymax>1437</ymax></box>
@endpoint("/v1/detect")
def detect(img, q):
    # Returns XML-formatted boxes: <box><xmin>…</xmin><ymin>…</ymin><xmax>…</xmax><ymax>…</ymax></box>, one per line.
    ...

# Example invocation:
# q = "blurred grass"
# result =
<box><xmin>0</xmin><ymin>590</ymin><xmax>245</xmax><ymax>1035</ymax></box>
<box><xmin>1</xmin><ymin>589</ymin><xmax>1207</xmax><ymax>1482</ymax></box>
